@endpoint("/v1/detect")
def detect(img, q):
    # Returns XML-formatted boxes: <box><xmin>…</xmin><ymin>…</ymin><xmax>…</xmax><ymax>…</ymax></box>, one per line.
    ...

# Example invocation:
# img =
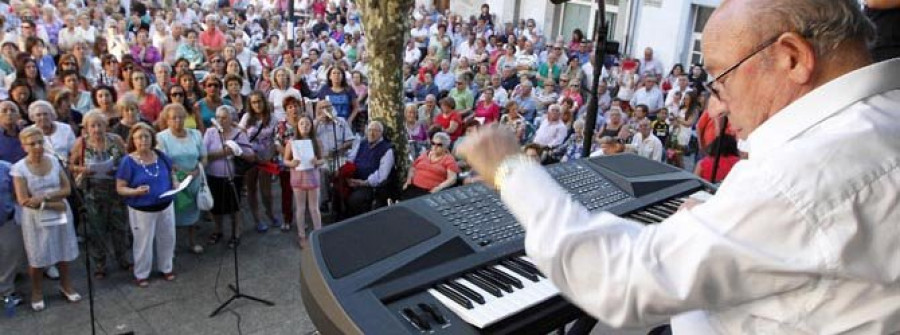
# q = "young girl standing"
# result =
<box><xmin>282</xmin><ymin>115</ymin><xmax>323</xmax><ymax>248</ymax></box>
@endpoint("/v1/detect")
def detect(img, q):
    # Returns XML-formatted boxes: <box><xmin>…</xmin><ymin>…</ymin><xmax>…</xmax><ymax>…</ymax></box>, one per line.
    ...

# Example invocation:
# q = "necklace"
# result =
<box><xmin>134</xmin><ymin>152</ymin><xmax>160</xmax><ymax>177</ymax></box>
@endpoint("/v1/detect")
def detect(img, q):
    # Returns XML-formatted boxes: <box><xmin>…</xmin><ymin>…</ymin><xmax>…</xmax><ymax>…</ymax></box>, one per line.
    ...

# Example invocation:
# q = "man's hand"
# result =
<box><xmin>454</xmin><ymin>125</ymin><xmax>521</xmax><ymax>189</ymax></box>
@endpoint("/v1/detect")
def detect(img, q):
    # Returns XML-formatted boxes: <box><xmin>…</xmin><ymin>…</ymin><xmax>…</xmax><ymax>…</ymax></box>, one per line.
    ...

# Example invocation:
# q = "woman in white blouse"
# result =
<box><xmin>28</xmin><ymin>101</ymin><xmax>76</xmax><ymax>164</ymax></box>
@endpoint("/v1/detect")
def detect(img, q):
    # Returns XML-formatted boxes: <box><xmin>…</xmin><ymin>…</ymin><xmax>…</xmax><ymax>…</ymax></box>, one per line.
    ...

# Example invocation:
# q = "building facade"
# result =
<box><xmin>450</xmin><ymin>0</ymin><xmax>721</xmax><ymax>72</ymax></box>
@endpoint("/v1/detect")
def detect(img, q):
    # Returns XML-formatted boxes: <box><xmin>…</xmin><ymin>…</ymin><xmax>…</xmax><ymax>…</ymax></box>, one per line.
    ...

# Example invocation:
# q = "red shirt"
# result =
<box><xmin>434</xmin><ymin>111</ymin><xmax>464</xmax><ymax>141</ymax></box>
<box><xmin>698</xmin><ymin>155</ymin><xmax>740</xmax><ymax>183</ymax></box>
<box><xmin>412</xmin><ymin>152</ymin><xmax>460</xmax><ymax>191</ymax></box>
<box><xmin>696</xmin><ymin>110</ymin><xmax>736</xmax><ymax>151</ymax></box>
<box><xmin>473</xmin><ymin>101</ymin><xmax>500</xmax><ymax>124</ymax></box>
<box><xmin>199</xmin><ymin>29</ymin><xmax>225</xmax><ymax>51</ymax></box>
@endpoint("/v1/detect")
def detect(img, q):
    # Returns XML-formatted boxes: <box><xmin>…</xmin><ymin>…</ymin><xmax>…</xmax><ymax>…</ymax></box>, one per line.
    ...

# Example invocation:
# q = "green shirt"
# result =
<box><xmin>449</xmin><ymin>88</ymin><xmax>474</xmax><ymax>111</ymax></box>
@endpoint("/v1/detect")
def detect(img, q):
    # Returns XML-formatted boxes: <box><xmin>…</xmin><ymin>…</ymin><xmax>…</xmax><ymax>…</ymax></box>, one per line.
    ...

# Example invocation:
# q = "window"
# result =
<box><xmin>556</xmin><ymin>0</ymin><xmax>622</xmax><ymax>42</ymax></box>
<box><xmin>688</xmin><ymin>5</ymin><xmax>716</xmax><ymax>66</ymax></box>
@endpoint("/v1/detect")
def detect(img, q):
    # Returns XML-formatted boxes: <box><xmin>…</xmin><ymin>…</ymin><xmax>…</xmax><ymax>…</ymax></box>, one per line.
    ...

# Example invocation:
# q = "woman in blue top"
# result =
<box><xmin>156</xmin><ymin>104</ymin><xmax>207</xmax><ymax>254</ymax></box>
<box><xmin>193</xmin><ymin>75</ymin><xmax>231</xmax><ymax>129</ymax></box>
<box><xmin>317</xmin><ymin>66</ymin><xmax>358</xmax><ymax>130</ymax></box>
<box><xmin>115</xmin><ymin>123</ymin><xmax>177</xmax><ymax>287</ymax></box>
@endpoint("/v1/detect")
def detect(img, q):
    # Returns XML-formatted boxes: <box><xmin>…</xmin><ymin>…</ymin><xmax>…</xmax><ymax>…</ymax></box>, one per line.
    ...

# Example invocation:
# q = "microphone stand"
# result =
<box><xmin>210</xmin><ymin>124</ymin><xmax>274</xmax><ymax>318</ymax></box>
<box><xmin>709</xmin><ymin>116</ymin><xmax>728</xmax><ymax>184</ymax></box>
<box><xmin>326</xmin><ymin>114</ymin><xmax>342</xmax><ymax>220</ymax></box>
<box><xmin>581</xmin><ymin>0</ymin><xmax>609</xmax><ymax>158</ymax></box>
<box><xmin>50</xmin><ymin>147</ymin><xmax>97</xmax><ymax>335</ymax></box>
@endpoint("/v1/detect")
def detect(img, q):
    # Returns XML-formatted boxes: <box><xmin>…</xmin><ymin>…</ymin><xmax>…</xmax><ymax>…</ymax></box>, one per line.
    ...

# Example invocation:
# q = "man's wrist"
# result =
<box><xmin>493</xmin><ymin>154</ymin><xmax>536</xmax><ymax>191</ymax></box>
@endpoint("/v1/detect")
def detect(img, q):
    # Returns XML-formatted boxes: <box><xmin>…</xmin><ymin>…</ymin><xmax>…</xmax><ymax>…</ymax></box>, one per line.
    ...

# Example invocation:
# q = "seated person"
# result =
<box><xmin>343</xmin><ymin>121</ymin><xmax>395</xmax><ymax>217</ymax></box>
<box><xmin>402</xmin><ymin>132</ymin><xmax>460</xmax><ymax>199</ymax></box>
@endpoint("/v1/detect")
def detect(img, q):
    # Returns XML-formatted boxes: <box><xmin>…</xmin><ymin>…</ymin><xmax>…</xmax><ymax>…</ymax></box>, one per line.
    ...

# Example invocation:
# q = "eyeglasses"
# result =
<box><xmin>212</xmin><ymin>59</ymin><xmax>224</xmax><ymax>63</ymax></box>
<box><xmin>704</xmin><ymin>34</ymin><xmax>784</xmax><ymax>101</ymax></box>
<box><xmin>431</xmin><ymin>142</ymin><xmax>443</xmax><ymax>147</ymax></box>
<box><xmin>171</xmin><ymin>92</ymin><xmax>184</xmax><ymax>97</ymax></box>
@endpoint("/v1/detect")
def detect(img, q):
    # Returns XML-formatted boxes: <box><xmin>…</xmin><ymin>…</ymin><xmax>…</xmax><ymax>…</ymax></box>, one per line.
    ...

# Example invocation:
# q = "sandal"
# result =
<box><xmin>227</xmin><ymin>236</ymin><xmax>241</xmax><ymax>249</ymax></box>
<box><xmin>280</xmin><ymin>223</ymin><xmax>291</xmax><ymax>232</ymax></box>
<box><xmin>135</xmin><ymin>278</ymin><xmax>149</xmax><ymax>288</ymax></box>
<box><xmin>207</xmin><ymin>233</ymin><xmax>223</xmax><ymax>245</ymax></box>
<box><xmin>162</xmin><ymin>272</ymin><xmax>176</xmax><ymax>281</ymax></box>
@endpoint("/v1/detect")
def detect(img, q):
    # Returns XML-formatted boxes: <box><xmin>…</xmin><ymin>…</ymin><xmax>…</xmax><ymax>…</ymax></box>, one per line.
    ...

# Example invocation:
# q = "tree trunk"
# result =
<box><xmin>358</xmin><ymin>0</ymin><xmax>414</xmax><ymax>191</ymax></box>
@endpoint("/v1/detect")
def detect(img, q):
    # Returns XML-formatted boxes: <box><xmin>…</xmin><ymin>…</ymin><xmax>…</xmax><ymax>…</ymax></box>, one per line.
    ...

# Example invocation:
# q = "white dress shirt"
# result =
<box><xmin>532</xmin><ymin>119</ymin><xmax>568</xmax><ymax>148</ymax></box>
<box><xmin>630</xmin><ymin>86</ymin><xmax>665</xmax><ymax>114</ymax></box>
<box><xmin>499</xmin><ymin>59</ymin><xmax>900</xmax><ymax>334</ymax></box>
<box><xmin>627</xmin><ymin>132</ymin><xmax>663</xmax><ymax>162</ymax></box>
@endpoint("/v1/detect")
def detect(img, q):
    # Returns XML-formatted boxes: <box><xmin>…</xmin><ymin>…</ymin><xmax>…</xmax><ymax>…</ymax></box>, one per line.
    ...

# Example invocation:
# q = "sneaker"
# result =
<box><xmin>191</xmin><ymin>244</ymin><xmax>204</xmax><ymax>254</ymax></box>
<box><xmin>3</xmin><ymin>293</ymin><xmax>22</xmax><ymax>307</ymax></box>
<box><xmin>256</xmin><ymin>222</ymin><xmax>269</xmax><ymax>233</ymax></box>
<box><xmin>45</xmin><ymin>266</ymin><xmax>60</xmax><ymax>280</ymax></box>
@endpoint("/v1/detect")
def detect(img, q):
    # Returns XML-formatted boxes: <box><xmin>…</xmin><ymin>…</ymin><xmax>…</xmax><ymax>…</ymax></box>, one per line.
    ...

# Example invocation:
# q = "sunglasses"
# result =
<box><xmin>432</xmin><ymin>142</ymin><xmax>443</xmax><ymax>147</ymax></box>
<box><xmin>123</xmin><ymin>66</ymin><xmax>134</xmax><ymax>71</ymax></box>
<box><xmin>206</xmin><ymin>83</ymin><xmax>221</xmax><ymax>88</ymax></box>
<box><xmin>171</xmin><ymin>92</ymin><xmax>184</xmax><ymax>97</ymax></box>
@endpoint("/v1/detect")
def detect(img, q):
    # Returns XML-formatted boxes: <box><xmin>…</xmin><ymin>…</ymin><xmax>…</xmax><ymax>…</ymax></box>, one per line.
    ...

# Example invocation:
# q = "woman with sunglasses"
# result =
<box><xmin>208</xmin><ymin>56</ymin><xmax>227</xmax><ymax>79</ymax></box>
<box><xmin>402</xmin><ymin>132</ymin><xmax>460</xmax><ymax>200</ymax></box>
<box><xmin>167</xmin><ymin>85</ymin><xmax>201</xmax><ymax>129</ymax></box>
<box><xmin>125</xmin><ymin>70</ymin><xmax>163</xmax><ymax>123</ymax></box>
<box><xmin>241</xmin><ymin>90</ymin><xmax>279</xmax><ymax>232</ymax></box>
<box><xmin>193</xmin><ymin>75</ymin><xmax>230</xmax><ymax>130</ymax></box>
<box><xmin>115</xmin><ymin>61</ymin><xmax>137</xmax><ymax>96</ymax></box>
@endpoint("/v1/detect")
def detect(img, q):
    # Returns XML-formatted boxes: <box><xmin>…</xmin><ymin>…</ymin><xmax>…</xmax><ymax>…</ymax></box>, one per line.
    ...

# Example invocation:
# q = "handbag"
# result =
<box><xmin>232</xmin><ymin>129</ymin><xmax>260</xmax><ymax>176</ymax></box>
<box><xmin>197</xmin><ymin>165</ymin><xmax>214</xmax><ymax>211</ymax></box>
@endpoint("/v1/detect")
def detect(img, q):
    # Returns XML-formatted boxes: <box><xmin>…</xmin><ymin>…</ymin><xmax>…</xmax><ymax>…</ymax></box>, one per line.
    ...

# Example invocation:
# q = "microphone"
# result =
<box><xmin>211</xmin><ymin>118</ymin><xmax>225</xmax><ymax>133</ymax></box>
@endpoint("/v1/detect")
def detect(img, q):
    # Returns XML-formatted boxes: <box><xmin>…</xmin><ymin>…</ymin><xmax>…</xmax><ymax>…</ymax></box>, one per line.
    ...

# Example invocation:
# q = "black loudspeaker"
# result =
<box><xmin>605</xmin><ymin>40</ymin><xmax>621</xmax><ymax>56</ymax></box>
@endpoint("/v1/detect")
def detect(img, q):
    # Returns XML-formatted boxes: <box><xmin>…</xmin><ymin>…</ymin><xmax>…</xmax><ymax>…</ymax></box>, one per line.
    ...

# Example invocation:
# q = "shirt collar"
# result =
<box><xmin>747</xmin><ymin>59</ymin><xmax>900</xmax><ymax>160</ymax></box>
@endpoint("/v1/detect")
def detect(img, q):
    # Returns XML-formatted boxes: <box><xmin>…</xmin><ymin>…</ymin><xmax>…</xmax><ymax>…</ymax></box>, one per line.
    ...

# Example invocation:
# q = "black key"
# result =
<box><xmin>476</xmin><ymin>269</ymin><xmax>513</xmax><ymax>293</ymax></box>
<box><xmin>434</xmin><ymin>284</ymin><xmax>473</xmax><ymax>309</ymax></box>
<box><xmin>646</xmin><ymin>207</ymin><xmax>672</xmax><ymax>219</ymax></box>
<box><xmin>486</xmin><ymin>266</ymin><xmax>523</xmax><ymax>289</ymax></box>
<box><xmin>514</xmin><ymin>257</ymin><xmax>546</xmax><ymax>278</ymax></box>
<box><xmin>402</xmin><ymin>308</ymin><xmax>431</xmax><ymax>330</ymax></box>
<box><xmin>501</xmin><ymin>260</ymin><xmax>539</xmax><ymax>282</ymax></box>
<box><xmin>418</xmin><ymin>303</ymin><xmax>447</xmax><ymax>324</ymax></box>
<box><xmin>629</xmin><ymin>214</ymin><xmax>656</xmax><ymax>224</ymax></box>
<box><xmin>446</xmin><ymin>280</ymin><xmax>485</xmax><ymax>305</ymax></box>
<box><xmin>464</xmin><ymin>273</ymin><xmax>502</xmax><ymax>297</ymax></box>
<box><xmin>652</xmin><ymin>204</ymin><xmax>676</xmax><ymax>216</ymax></box>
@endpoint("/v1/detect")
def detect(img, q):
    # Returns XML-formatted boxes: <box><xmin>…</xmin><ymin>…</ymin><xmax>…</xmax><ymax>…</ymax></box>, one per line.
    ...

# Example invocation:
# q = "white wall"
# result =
<box><xmin>629</xmin><ymin>0</ymin><xmax>692</xmax><ymax>71</ymax></box>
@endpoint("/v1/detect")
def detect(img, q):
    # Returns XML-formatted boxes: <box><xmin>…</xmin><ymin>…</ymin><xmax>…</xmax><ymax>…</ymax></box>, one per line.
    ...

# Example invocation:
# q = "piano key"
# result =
<box><xmin>476</xmin><ymin>269</ymin><xmax>514</xmax><ymax>293</ymax></box>
<box><xmin>658</xmin><ymin>202</ymin><xmax>681</xmax><ymax>212</ymax></box>
<box><xmin>445</xmin><ymin>280</ymin><xmax>485</xmax><ymax>305</ymax></box>
<box><xmin>512</xmin><ymin>256</ymin><xmax>546</xmax><ymax>278</ymax></box>
<box><xmin>501</xmin><ymin>260</ymin><xmax>540</xmax><ymax>282</ymax></box>
<box><xmin>651</xmin><ymin>204</ymin><xmax>676</xmax><ymax>216</ymax></box>
<box><xmin>515</xmin><ymin>257</ymin><xmax>546</xmax><ymax>278</ymax></box>
<box><xmin>646</xmin><ymin>206</ymin><xmax>673</xmax><ymax>218</ymax></box>
<box><xmin>464</xmin><ymin>273</ymin><xmax>503</xmax><ymax>297</ymax></box>
<box><xmin>628</xmin><ymin>213</ymin><xmax>656</xmax><ymax>224</ymax></box>
<box><xmin>637</xmin><ymin>210</ymin><xmax>666</xmax><ymax>222</ymax></box>
<box><xmin>494</xmin><ymin>265</ymin><xmax>558</xmax><ymax>298</ymax></box>
<box><xmin>433</xmin><ymin>284</ymin><xmax>473</xmax><ymax>309</ymax></box>
<box><xmin>402</xmin><ymin>307</ymin><xmax>431</xmax><ymax>330</ymax></box>
<box><xmin>484</xmin><ymin>267</ymin><xmax>524</xmax><ymax>289</ymax></box>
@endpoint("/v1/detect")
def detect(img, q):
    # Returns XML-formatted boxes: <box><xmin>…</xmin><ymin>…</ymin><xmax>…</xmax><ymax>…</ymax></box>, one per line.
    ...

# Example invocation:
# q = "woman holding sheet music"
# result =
<box><xmin>115</xmin><ymin>123</ymin><xmax>177</xmax><ymax>288</ymax></box>
<box><xmin>11</xmin><ymin>127</ymin><xmax>81</xmax><ymax>312</ymax></box>
<box><xmin>282</xmin><ymin>114</ymin><xmax>324</xmax><ymax>249</ymax></box>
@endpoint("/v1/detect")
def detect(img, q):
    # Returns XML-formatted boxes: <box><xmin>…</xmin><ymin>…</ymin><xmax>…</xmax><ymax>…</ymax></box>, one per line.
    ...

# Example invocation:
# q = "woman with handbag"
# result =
<box><xmin>156</xmin><ymin>104</ymin><xmax>207</xmax><ymax>254</ymax></box>
<box><xmin>203</xmin><ymin>106</ymin><xmax>254</xmax><ymax>248</ymax></box>
<box><xmin>116</xmin><ymin>123</ymin><xmax>178</xmax><ymax>287</ymax></box>
<box><xmin>11</xmin><ymin>127</ymin><xmax>81</xmax><ymax>311</ymax></box>
<box><xmin>68</xmin><ymin>111</ymin><xmax>131</xmax><ymax>279</ymax></box>
<box><xmin>240</xmin><ymin>90</ymin><xmax>280</xmax><ymax>233</ymax></box>
<box><xmin>282</xmin><ymin>114</ymin><xmax>324</xmax><ymax>248</ymax></box>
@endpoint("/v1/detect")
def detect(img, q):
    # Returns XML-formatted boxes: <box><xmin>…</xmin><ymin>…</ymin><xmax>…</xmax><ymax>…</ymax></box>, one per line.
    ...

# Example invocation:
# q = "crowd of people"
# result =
<box><xmin>0</xmin><ymin>0</ymin><xmax>741</xmax><ymax>315</ymax></box>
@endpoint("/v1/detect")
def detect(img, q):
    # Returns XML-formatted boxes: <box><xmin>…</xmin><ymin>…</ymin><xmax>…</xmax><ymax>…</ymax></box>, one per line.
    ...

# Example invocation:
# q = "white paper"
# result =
<box><xmin>475</xmin><ymin>117</ymin><xmax>486</xmax><ymax>125</ymax></box>
<box><xmin>86</xmin><ymin>159</ymin><xmax>114</xmax><ymax>176</ymax></box>
<box><xmin>292</xmin><ymin>140</ymin><xmax>315</xmax><ymax>170</ymax></box>
<box><xmin>38</xmin><ymin>210</ymin><xmax>67</xmax><ymax>227</ymax></box>
<box><xmin>160</xmin><ymin>175</ymin><xmax>194</xmax><ymax>198</ymax></box>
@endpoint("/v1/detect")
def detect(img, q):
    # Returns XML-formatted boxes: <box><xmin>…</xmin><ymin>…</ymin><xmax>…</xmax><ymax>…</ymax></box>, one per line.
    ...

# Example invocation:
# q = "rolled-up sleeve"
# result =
<box><xmin>499</xmin><ymin>162</ymin><xmax>820</xmax><ymax>328</ymax></box>
<box><xmin>365</xmin><ymin>149</ymin><xmax>394</xmax><ymax>187</ymax></box>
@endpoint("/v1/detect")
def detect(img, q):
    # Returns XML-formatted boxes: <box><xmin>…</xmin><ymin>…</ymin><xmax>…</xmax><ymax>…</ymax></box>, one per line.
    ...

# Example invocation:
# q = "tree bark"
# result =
<box><xmin>358</xmin><ymin>0</ymin><xmax>415</xmax><ymax>190</ymax></box>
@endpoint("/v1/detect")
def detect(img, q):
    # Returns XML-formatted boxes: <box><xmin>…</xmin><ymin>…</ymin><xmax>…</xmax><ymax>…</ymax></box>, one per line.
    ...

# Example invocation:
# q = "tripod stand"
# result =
<box><xmin>210</xmin><ymin>123</ymin><xmax>274</xmax><ymax>317</ymax></box>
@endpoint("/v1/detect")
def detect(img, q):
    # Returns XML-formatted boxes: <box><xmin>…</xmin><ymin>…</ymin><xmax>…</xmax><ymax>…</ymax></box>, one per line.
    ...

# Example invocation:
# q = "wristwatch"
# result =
<box><xmin>493</xmin><ymin>154</ymin><xmax>537</xmax><ymax>191</ymax></box>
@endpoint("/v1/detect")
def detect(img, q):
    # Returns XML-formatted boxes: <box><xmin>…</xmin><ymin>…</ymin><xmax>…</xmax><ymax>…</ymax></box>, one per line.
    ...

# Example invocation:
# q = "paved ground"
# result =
<box><xmin>0</xmin><ymin>187</ymin><xmax>649</xmax><ymax>335</ymax></box>
<box><xmin>0</xmin><ymin>188</ymin><xmax>322</xmax><ymax>335</ymax></box>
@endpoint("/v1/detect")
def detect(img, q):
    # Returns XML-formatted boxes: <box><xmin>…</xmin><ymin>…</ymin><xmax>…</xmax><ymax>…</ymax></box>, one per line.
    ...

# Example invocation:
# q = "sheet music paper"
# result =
<box><xmin>160</xmin><ymin>175</ymin><xmax>193</xmax><ymax>198</ymax></box>
<box><xmin>292</xmin><ymin>139</ymin><xmax>315</xmax><ymax>170</ymax></box>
